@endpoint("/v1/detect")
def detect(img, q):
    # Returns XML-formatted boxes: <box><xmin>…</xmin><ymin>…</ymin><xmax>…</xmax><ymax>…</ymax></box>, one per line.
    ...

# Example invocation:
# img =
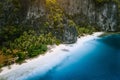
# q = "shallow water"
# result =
<box><xmin>26</xmin><ymin>34</ymin><xmax>120</xmax><ymax>80</ymax></box>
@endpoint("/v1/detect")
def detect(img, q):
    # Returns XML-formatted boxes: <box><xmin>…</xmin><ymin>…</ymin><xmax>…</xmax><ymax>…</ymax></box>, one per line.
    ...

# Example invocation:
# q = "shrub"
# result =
<box><xmin>76</xmin><ymin>26</ymin><xmax>96</xmax><ymax>36</ymax></box>
<box><xmin>27</xmin><ymin>44</ymin><xmax>47</xmax><ymax>57</ymax></box>
<box><xmin>16</xmin><ymin>52</ymin><xmax>26</xmax><ymax>62</ymax></box>
<box><xmin>94</xmin><ymin>0</ymin><xmax>110</xmax><ymax>4</ymax></box>
<box><xmin>2</xmin><ymin>47</ymin><xmax>7</xmax><ymax>54</ymax></box>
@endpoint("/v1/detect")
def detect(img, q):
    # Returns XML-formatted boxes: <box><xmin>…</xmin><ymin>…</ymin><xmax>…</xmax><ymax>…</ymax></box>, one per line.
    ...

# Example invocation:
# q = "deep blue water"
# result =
<box><xmin>26</xmin><ymin>34</ymin><xmax>120</xmax><ymax>80</ymax></box>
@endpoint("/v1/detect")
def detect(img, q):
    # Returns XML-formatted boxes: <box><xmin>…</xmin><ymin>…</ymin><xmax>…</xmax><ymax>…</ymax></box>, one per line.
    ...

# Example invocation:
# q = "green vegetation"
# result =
<box><xmin>68</xmin><ymin>20</ymin><xmax>96</xmax><ymax>36</ymax></box>
<box><xmin>94</xmin><ymin>0</ymin><xmax>120</xmax><ymax>7</ymax></box>
<box><xmin>77</xmin><ymin>27</ymin><xmax>96</xmax><ymax>36</ymax></box>
<box><xmin>94</xmin><ymin>0</ymin><xmax>110</xmax><ymax>3</ymax></box>
<box><xmin>0</xmin><ymin>29</ymin><xmax>60</xmax><ymax>66</ymax></box>
<box><xmin>0</xmin><ymin>0</ymin><xmax>62</xmax><ymax>67</ymax></box>
<box><xmin>94</xmin><ymin>0</ymin><xmax>119</xmax><ymax>4</ymax></box>
<box><xmin>0</xmin><ymin>0</ymin><xmax>97</xmax><ymax>68</ymax></box>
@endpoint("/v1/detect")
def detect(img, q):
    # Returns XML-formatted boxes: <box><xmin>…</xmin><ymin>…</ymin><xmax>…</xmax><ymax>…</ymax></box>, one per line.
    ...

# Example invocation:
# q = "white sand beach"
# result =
<box><xmin>0</xmin><ymin>32</ymin><xmax>103</xmax><ymax>80</ymax></box>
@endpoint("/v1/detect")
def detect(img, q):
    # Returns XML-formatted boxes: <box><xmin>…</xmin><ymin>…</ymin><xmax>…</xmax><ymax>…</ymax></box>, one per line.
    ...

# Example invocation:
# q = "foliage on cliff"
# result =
<box><xmin>45</xmin><ymin>0</ymin><xmax>65</xmax><ymax>37</ymax></box>
<box><xmin>1</xmin><ymin>0</ymin><xmax>117</xmax><ymax>68</ymax></box>
<box><xmin>94</xmin><ymin>0</ymin><xmax>119</xmax><ymax>4</ymax></box>
<box><xmin>0</xmin><ymin>0</ymin><xmax>61</xmax><ymax>67</ymax></box>
<box><xmin>94</xmin><ymin>0</ymin><xmax>110</xmax><ymax>3</ymax></box>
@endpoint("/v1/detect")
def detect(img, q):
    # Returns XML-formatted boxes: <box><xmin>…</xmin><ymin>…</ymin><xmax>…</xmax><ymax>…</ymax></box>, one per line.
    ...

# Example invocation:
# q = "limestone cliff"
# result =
<box><xmin>57</xmin><ymin>0</ymin><xmax>119</xmax><ymax>31</ymax></box>
<box><xmin>24</xmin><ymin>0</ymin><xmax>119</xmax><ymax>31</ymax></box>
<box><xmin>0</xmin><ymin>0</ymin><xmax>120</xmax><ymax>43</ymax></box>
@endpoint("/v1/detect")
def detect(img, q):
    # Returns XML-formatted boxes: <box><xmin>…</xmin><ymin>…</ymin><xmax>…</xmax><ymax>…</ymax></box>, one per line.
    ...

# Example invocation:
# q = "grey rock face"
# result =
<box><xmin>57</xmin><ymin>0</ymin><xmax>118</xmax><ymax>31</ymax></box>
<box><xmin>63</xmin><ymin>25</ymin><xmax>77</xmax><ymax>44</ymax></box>
<box><xmin>0</xmin><ymin>0</ymin><xmax>29</xmax><ymax>26</ymax></box>
<box><xmin>26</xmin><ymin>0</ymin><xmax>46</xmax><ymax>20</ymax></box>
<box><xmin>96</xmin><ymin>3</ymin><xmax>118</xmax><ymax>31</ymax></box>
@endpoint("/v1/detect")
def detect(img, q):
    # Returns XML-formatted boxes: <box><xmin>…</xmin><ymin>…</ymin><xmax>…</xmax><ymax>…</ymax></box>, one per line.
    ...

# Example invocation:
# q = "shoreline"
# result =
<box><xmin>99</xmin><ymin>32</ymin><xmax>120</xmax><ymax>37</ymax></box>
<box><xmin>0</xmin><ymin>32</ymin><xmax>104</xmax><ymax>80</ymax></box>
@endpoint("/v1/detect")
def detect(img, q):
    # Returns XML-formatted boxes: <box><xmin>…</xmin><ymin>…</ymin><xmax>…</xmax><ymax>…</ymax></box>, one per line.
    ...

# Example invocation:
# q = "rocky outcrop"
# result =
<box><xmin>62</xmin><ymin>19</ymin><xmax>77</xmax><ymax>43</ymax></box>
<box><xmin>63</xmin><ymin>25</ymin><xmax>77</xmax><ymax>43</ymax></box>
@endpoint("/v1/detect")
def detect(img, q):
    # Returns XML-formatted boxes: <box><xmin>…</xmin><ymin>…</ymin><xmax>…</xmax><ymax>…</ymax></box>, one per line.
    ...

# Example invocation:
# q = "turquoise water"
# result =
<box><xmin>26</xmin><ymin>34</ymin><xmax>120</xmax><ymax>80</ymax></box>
